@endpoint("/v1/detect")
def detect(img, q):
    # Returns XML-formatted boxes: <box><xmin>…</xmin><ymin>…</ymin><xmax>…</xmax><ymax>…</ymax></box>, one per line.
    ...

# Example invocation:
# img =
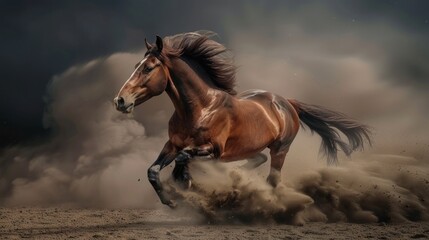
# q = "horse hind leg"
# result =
<box><xmin>171</xmin><ymin>145</ymin><xmax>214</xmax><ymax>189</ymax></box>
<box><xmin>172</xmin><ymin>162</ymin><xmax>192</xmax><ymax>189</ymax></box>
<box><xmin>172</xmin><ymin>150</ymin><xmax>192</xmax><ymax>189</ymax></box>
<box><xmin>267</xmin><ymin>143</ymin><xmax>290</xmax><ymax>187</ymax></box>
<box><xmin>241</xmin><ymin>152</ymin><xmax>268</xmax><ymax>170</ymax></box>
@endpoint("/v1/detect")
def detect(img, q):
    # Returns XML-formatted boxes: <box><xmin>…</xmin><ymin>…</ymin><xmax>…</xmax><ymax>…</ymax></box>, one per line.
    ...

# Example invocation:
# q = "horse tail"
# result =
<box><xmin>288</xmin><ymin>99</ymin><xmax>372</xmax><ymax>165</ymax></box>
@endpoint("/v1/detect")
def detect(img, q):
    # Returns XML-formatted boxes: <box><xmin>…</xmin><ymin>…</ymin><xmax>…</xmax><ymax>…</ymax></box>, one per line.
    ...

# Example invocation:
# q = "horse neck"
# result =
<box><xmin>165</xmin><ymin>57</ymin><xmax>213</xmax><ymax>120</ymax></box>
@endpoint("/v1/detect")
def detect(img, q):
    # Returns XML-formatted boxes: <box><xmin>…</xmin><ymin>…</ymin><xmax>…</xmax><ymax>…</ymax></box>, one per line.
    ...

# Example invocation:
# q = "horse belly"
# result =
<box><xmin>220</xmin><ymin>139</ymin><xmax>268</xmax><ymax>162</ymax></box>
<box><xmin>220</xmin><ymin>117</ymin><xmax>278</xmax><ymax>161</ymax></box>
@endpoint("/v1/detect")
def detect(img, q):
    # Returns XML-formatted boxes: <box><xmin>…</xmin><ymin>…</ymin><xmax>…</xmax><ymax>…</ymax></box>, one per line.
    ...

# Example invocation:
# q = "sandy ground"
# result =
<box><xmin>0</xmin><ymin>207</ymin><xmax>428</xmax><ymax>240</ymax></box>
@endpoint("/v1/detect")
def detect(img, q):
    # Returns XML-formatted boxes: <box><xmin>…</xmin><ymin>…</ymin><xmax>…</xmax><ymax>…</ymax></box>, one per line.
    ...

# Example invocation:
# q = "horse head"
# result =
<box><xmin>114</xmin><ymin>36</ymin><xmax>170</xmax><ymax>113</ymax></box>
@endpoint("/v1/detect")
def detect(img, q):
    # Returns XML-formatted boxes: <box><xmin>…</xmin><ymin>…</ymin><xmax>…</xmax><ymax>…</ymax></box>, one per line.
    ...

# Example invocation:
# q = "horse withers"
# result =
<box><xmin>114</xmin><ymin>32</ymin><xmax>371</xmax><ymax>208</ymax></box>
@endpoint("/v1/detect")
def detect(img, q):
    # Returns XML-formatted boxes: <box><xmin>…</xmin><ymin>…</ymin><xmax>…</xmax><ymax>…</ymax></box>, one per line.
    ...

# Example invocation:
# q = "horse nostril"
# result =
<box><xmin>117</xmin><ymin>97</ymin><xmax>124</xmax><ymax>105</ymax></box>
<box><xmin>114</xmin><ymin>96</ymin><xmax>125</xmax><ymax>109</ymax></box>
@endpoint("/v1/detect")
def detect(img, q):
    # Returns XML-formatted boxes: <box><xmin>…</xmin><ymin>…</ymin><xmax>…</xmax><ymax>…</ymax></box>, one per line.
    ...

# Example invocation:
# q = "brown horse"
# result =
<box><xmin>114</xmin><ymin>32</ymin><xmax>371</xmax><ymax>207</ymax></box>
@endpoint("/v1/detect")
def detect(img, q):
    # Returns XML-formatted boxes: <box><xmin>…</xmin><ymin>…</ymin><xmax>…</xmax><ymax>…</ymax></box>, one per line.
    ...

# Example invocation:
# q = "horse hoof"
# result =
<box><xmin>161</xmin><ymin>197</ymin><xmax>177</xmax><ymax>208</ymax></box>
<box><xmin>187</xmin><ymin>179</ymin><xmax>192</xmax><ymax>189</ymax></box>
<box><xmin>167</xmin><ymin>200</ymin><xmax>177</xmax><ymax>209</ymax></box>
<box><xmin>162</xmin><ymin>198</ymin><xmax>177</xmax><ymax>208</ymax></box>
<box><xmin>175</xmin><ymin>178</ymin><xmax>192</xmax><ymax>190</ymax></box>
<box><xmin>266</xmin><ymin>173</ymin><xmax>280</xmax><ymax>188</ymax></box>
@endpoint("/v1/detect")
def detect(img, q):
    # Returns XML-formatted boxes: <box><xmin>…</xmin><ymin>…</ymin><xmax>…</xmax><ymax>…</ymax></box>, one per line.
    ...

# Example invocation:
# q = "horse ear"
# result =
<box><xmin>155</xmin><ymin>35</ymin><xmax>163</xmax><ymax>52</ymax></box>
<box><xmin>144</xmin><ymin>38</ymin><xmax>152</xmax><ymax>50</ymax></box>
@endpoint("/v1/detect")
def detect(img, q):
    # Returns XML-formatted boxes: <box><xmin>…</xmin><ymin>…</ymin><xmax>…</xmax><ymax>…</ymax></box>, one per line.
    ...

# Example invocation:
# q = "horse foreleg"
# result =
<box><xmin>147</xmin><ymin>142</ymin><xmax>177</xmax><ymax>208</ymax></box>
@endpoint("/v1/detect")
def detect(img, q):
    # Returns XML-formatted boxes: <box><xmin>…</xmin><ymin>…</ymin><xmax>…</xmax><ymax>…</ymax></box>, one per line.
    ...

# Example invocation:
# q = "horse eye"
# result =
<box><xmin>144</xmin><ymin>67</ymin><xmax>153</xmax><ymax>73</ymax></box>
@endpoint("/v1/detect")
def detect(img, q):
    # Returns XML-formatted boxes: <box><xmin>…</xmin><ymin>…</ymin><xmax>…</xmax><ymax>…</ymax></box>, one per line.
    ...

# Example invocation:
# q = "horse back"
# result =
<box><xmin>237</xmin><ymin>90</ymin><xmax>300</xmax><ymax>140</ymax></box>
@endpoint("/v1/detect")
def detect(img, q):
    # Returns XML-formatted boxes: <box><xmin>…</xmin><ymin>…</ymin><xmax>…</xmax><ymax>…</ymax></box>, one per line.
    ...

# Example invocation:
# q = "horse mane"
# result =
<box><xmin>163</xmin><ymin>31</ymin><xmax>237</xmax><ymax>95</ymax></box>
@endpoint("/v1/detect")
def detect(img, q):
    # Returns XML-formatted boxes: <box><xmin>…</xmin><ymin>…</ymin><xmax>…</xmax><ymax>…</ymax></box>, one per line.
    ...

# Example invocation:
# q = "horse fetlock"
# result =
<box><xmin>267</xmin><ymin>175</ymin><xmax>280</xmax><ymax>187</ymax></box>
<box><xmin>267</xmin><ymin>170</ymin><xmax>281</xmax><ymax>187</ymax></box>
<box><xmin>147</xmin><ymin>165</ymin><xmax>161</xmax><ymax>181</ymax></box>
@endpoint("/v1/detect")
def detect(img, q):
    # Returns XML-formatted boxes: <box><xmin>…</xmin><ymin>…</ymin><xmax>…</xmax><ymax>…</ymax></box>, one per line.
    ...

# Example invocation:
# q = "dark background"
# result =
<box><xmin>1</xmin><ymin>0</ymin><xmax>429</xmax><ymax>149</ymax></box>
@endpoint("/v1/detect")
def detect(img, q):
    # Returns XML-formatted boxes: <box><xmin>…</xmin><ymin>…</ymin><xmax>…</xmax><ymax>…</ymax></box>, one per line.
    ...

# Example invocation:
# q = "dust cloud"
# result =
<box><xmin>297</xmin><ymin>154</ymin><xmax>429</xmax><ymax>223</ymax></box>
<box><xmin>0</xmin><ymin>53</ymin><xmax>169</xmax><ymax>209</ymax></box>
<box><xmin>165</xmin><ymin>161</ymin><xmax>314</xmax><ymax>225</ymax></box>
<box><xmin>166</xmin><ymin>154</ymin><xmax>428</xmax><ymax>224</ymax></box>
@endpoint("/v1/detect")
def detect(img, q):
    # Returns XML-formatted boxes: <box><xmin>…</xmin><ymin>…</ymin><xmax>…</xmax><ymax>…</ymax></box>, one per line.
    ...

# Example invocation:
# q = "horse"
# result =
<box><xmin>114</xmin><ymin>32</ymin><xmax>371</xmax><ymax>208</ymax></box>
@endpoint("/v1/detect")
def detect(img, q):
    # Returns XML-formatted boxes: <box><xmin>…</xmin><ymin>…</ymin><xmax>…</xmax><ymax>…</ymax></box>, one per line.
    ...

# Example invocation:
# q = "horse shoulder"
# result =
<box><xmin>168</xmin><ymin>112</ymin><xmax>187</xmax><ymax>147</ymax></box>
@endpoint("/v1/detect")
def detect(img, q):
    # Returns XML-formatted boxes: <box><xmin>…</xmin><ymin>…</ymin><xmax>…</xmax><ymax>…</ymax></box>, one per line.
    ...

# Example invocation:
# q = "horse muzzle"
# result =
<box><xmin>114</xmin><ymin>96</ymin><xmax>134</xmax><ymax>113</ymax></box>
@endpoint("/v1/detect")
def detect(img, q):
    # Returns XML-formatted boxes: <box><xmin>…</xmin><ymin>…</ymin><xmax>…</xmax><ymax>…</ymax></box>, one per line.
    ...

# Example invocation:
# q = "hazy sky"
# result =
<box><xmin>1</xmin><ymin>0</ymin><xmax>429</xmax><ymax>148</ymax></box>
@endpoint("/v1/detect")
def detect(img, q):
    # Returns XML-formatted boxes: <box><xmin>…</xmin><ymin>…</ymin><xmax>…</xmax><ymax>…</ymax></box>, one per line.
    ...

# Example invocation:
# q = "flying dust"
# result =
<box><xmin>166</xmin><ymin>154</ymin><xmax>428</xmax><ymax>224</ymax></box>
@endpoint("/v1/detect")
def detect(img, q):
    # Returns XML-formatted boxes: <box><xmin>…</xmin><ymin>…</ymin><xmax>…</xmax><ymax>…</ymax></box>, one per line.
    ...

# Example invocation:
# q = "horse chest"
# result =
<box><xmin>168</xmin><ymin>100</ymin><xmax>231</xmax><ymax>150</ymax></box>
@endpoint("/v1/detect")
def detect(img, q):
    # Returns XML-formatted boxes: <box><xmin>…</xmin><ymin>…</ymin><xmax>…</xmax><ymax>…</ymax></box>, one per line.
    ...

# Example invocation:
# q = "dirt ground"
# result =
<box><xmin>0</xmin><ymin>207</ymin><xmax>428</xmax><ymax>240</ymax></box>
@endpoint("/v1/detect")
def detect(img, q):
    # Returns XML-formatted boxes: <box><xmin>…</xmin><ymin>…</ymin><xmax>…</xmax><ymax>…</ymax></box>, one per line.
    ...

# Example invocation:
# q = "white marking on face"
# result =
<box><xmin>117</xmin><ymin>56</ymin><xmax>149</xmax><ymax>103</ymax></box>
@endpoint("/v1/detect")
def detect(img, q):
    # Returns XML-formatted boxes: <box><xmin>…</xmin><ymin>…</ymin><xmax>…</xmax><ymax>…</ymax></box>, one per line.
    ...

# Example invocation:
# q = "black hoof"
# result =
<box><xmin>175</xmin><ymin>177</ymin><xmax>192</xmax><ymax>190</ymax></box>
<box><xmin>177</xmin><ymin>179</ymin><xmax>192</xmax><ymax>190</ymax></box>
<box><xmin>167</xmin><ymin>200</ymin><xmax>177</xmax><ymax>209</ymax></box>
<box><xmin>161</xmin><ymin>198</ymin><xmax>177</xmax><ymax>208</ymax></box>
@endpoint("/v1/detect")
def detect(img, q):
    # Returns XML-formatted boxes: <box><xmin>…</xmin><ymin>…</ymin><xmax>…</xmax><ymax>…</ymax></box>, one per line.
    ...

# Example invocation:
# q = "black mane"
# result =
<box><xmin>163</xmin><ymin>31</ymin><xmax>237</xmax><ymax>95</ymax></box>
